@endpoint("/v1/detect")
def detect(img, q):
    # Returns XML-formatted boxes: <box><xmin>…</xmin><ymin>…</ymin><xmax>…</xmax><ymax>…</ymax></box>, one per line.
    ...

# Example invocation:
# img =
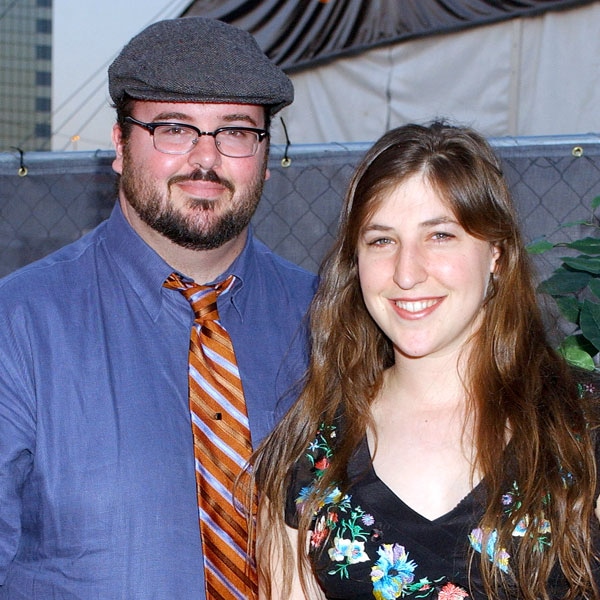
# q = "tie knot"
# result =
<box><xmin>164</xmin><ymin>272</ymin><xmax>235</xmax><ymax>323</ymax></box>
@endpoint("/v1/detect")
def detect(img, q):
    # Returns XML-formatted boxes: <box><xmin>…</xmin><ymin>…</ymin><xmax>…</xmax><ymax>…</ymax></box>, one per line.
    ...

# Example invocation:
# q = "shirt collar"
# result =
<box><xmin>104</xmin><ymin>202</ymin><xmax>258</xmax><ymax>322</ymax></box>
<box><xmin>104</xmin><ymin>202</ymin><xmax>176</xmax><ymax>321</ymax></box>
<box><xmin>204</xmin><ymin>227</ymin><xmax>256</xmax><ymax>322</ymax></box>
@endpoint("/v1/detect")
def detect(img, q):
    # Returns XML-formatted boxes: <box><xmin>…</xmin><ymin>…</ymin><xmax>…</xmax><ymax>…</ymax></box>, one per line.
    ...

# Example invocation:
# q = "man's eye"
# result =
<box><xmin>160</xmin><ymin>125</ymin><xmax>191</xmax><ymax>137</ymax></box>
<box><xmin>223</xmin><ymin>129</ymin><xmax>250</xmax><ymax>138</ymax></box>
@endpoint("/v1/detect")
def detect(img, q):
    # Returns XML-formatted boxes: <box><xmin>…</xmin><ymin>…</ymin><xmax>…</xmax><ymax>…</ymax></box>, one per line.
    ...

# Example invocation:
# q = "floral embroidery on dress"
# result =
<box><xmin>370</xmin><ymin>544</ymin><xmax>417</xmax><ymax>599</ymax></box>
<box><xmin>437</xmin><ymin>582</ymin><xmax>470</xmax><ymax>599</ymax></box>
<box><xmin>293</xmin><ymin>380</ymin><xmax>594</xmax><ymax>598</ymax></box>
<box><xmin>309</xmin><ymin>487</ymin><xmax>374</xmax><ymax>578</ymax></box>
<box><xmin>468</xmin><ymin>480</ymin><xmax>551</xmax><ymax>573</ymax></box>
<box><xmin>468</xmin><ymin>529</ymin><xmax>510</xmax><ymax>573</ymax></box>
<box><xmin>296</xmin><ymin>424</ymin><xmax>471</xmax><ymax>599</ymax></box>
<box><xmin>475</xmin><ymin>376</ymin><xmax>590</xmax><ymax>573</ymax></box>
<box><xmin>578</xmin><ymin>381</ymin><xmax>597</xmax><ymax>396</ymax></box>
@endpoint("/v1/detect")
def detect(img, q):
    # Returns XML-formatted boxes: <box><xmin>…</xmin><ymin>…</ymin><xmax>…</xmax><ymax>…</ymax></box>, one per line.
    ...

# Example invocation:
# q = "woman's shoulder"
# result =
<box><xmin>571</xmin><ymin>367</ymin><xmax>600</xmax><ymax>431</ymax></box>
<box><xmin>284</xmin><ymin>423</ymin><xmax>339</xmax><ymax>527</ymax></box>
<box><xmin>574</xmin><ymin>366</ymin><xmax>600</xmax><ymax>395</ymax></box>
<box><xmin>294</xmin><ymin>423</ymin><xmax>339</xmax><ymax>484</ymax></box>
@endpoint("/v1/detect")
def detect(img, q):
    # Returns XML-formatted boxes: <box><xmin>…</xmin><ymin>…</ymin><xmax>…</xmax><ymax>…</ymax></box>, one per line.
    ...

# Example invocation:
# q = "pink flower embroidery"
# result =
<box><xmin>314</xmin><ymin>457</ymin><xmax>330</xmax><ymax>470</ymax></box>
<box><xmin>310</xmin><ymin>515</ymin><xmax>329</xmax><ymax>549</ymax></box>
<box><xmin>438</xmin><ymin>582</ymin><xmax>469</xmax><ymax>599</ymax></box>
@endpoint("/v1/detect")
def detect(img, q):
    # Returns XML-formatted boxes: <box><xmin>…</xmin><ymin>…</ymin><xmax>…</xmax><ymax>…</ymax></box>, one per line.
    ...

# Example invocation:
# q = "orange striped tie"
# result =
<box><xmin>164</xmin><ymin>272</ymin><xmax>257</xmax><ymax>600</ymax></box>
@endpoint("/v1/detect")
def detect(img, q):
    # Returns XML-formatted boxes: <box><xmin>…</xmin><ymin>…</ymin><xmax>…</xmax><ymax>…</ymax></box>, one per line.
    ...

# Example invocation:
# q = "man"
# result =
<box><xmin>0</xmin><ymin>17</ymin><xmax>316</xmax><ymax>599</ymax></box>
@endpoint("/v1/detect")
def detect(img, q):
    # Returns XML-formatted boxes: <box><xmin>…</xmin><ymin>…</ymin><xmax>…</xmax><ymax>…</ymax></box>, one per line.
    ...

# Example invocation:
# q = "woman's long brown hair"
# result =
<box><xmin>251</xmin><ymin>121</ymin><xmax>600</xmax><ymax>599</ymax></box>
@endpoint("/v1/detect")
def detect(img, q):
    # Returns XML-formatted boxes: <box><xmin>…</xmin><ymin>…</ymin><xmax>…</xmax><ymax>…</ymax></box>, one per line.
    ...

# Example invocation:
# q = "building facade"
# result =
<box><xmin>0</xmin><ymin>0</ymin><xmax>52</xmax><ymax>152</ymax></box>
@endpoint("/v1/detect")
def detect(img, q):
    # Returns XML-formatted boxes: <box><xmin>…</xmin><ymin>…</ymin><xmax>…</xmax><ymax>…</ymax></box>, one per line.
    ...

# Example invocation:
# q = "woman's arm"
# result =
<box><xmin>256</xmin><ymin>498</ymin><xmax>325</xmax><ymax>599</ymax></box>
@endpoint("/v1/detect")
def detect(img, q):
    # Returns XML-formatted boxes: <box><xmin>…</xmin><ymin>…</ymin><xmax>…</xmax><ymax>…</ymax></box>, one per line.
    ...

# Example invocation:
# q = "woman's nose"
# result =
<box><xmin>393</xmin><ymin>245</ymin><xmax>427</xmax><ymax>289</ymax></box>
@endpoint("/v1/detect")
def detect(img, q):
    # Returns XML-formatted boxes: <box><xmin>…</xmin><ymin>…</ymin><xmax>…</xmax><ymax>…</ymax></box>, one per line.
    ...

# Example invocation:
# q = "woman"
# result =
<box><xmin>252</xmin><ymin>122</ymin><xmax>600</xmax><ymax>599</ymax></box>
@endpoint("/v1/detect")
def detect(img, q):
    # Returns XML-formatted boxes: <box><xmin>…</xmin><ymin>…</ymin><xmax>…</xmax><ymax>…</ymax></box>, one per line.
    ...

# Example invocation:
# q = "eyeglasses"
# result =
<box><xmin>124</xmin><ymin>116</ymin><xmax>269</xmax><ymax>158</ymax></box>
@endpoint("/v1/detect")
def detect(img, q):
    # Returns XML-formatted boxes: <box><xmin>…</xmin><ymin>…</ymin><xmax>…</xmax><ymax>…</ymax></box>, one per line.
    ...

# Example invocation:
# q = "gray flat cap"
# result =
<box><xmin>108</xmin><ymin>17</ymin><xmax>293</xmax><ymax>115</ymax></box>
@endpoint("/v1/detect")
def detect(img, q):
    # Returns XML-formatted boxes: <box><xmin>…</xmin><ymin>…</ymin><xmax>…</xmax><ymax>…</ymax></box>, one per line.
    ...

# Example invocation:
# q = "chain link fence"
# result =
<box><xmin>1</xmin><ymin>137</ymin><xmax>600</xmax><ymax>282</ymax></box>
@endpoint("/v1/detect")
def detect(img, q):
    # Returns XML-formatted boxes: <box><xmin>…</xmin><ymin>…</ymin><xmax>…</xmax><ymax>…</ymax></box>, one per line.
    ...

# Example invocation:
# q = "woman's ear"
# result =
<box><xmin>490</xmin><ymin>244</ymin><xmax>501</xmax><ymax>274</ymax></box>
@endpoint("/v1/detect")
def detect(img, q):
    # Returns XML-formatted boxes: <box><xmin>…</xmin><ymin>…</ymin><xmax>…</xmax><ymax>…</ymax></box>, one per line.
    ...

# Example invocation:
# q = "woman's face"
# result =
<box><xmin>357</xmin><ymin>173</ymin><xmax>500</xmax><ymax>363</ymax></box>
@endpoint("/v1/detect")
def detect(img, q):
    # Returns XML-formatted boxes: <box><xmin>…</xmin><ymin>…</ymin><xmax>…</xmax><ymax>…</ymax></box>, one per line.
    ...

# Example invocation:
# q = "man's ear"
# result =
<box><xmin>112</xmin><ymin>123</ymin><xmax>124</xmax><ymax>175</ymax></box>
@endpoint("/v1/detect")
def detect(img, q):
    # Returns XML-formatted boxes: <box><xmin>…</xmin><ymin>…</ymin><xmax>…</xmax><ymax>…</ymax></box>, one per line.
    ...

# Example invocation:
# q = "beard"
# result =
<box><xmin>119</xmin><ymin>146</ymin><xmax>265</xmax><ymax>251</ymax></box>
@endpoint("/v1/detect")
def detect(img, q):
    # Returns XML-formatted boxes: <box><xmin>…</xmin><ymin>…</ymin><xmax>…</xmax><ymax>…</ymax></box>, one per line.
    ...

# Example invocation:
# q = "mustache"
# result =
<box><xmin>169</xmin><ymin>169</ymin><xmax>234</xmax><ymax>192</ymax></box>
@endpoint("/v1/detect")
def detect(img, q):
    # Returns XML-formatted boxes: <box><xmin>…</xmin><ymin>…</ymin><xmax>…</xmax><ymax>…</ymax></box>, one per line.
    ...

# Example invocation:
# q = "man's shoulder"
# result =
<box><xmin>249</xmin><ymin>236</ymin><xmax>317</xmax><ymax>288</ymax></box>
<box><xmin>0</xmin><ymin>222</ymin><xmax>109</xmax><ymax>299</ymax></box>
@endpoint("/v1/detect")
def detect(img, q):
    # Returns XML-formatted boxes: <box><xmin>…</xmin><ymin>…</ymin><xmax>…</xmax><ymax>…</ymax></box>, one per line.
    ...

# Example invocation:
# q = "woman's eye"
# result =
<box><xmin>368</xmin><ymin>237</ymin><xmax>393</xmax><ymax>246</ymax></box>
<box><xmin>431</xmin><ymin>232</ymin><xmax>454</xmax><ymax>241</ymax></box>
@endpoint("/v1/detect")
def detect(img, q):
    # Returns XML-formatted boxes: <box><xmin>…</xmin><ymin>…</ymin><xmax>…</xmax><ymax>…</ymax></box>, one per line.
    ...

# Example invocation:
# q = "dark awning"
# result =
<box><xmin>182</xmin><ymin>0</ymin><xmax>594</xmax><ymax>72</ymax></box>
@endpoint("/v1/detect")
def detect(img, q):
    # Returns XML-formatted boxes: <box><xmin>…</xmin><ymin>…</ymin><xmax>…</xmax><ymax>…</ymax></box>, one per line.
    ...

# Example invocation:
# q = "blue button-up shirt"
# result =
<box><xmin>0</xmin><ymin>203</ymin><xmax>316</xmax><ymax>599</ymax></box>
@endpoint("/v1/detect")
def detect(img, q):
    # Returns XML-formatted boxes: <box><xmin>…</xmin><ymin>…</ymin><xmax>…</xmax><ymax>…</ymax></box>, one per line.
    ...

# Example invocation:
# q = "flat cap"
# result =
<box><xmin>108</xmin><ymin>17</ymin><xmax>293</xmax><ymax>115</ymax></box>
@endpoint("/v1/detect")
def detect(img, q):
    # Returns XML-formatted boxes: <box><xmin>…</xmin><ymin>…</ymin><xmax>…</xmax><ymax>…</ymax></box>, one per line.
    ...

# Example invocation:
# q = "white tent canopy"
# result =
<box><xmin>277</xmin><ymin>1</ymin><xmax>600</xmax><ymax>144</ymax></box>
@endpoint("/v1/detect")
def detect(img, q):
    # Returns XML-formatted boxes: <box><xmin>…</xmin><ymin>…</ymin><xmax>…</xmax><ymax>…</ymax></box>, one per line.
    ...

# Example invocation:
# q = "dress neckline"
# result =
<box><xmin>353</xmin><ymin>436</ymin><xmax>486</xmax><ymax>525</ymax></box>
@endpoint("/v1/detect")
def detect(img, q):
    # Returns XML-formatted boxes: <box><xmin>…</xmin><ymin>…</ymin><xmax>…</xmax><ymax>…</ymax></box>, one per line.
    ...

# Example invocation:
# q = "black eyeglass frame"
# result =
<box><xmin>123</xmin><ymin>116</ymin><xmax>269</xmax><ymax>157</ymax></box>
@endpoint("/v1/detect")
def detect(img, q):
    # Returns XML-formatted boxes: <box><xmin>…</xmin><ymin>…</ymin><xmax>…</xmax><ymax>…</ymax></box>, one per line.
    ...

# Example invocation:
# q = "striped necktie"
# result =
<box><xmin>164</xmin><ymin>272</ymin><xmax>257</xmax><ymax>600</ymax></box>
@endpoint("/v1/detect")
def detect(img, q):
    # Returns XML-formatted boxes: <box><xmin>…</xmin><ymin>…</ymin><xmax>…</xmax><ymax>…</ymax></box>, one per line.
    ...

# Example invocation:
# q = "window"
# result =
<box><xmin>36</xmin><ymin>97</ymin><xmax>51</xmax><ymax>112</ymax></box>
<box><xmin>36</xmin><ymin>71</ymin><xmax>52</xmax><ymax>86</ymax></box>
<box><xmin>36</xmin><ymin>19</ymin><xmax>52</xmax><ymax>34</ymax></box>
<box><xmin>35</xmin><ymin>123</ymin><xmax>51</xmax><ymax>138</ymax></box>
<box><xmin>36</xmin><ymin>45</ymin><xmax>52</xmax><ymax>60</ymax></box>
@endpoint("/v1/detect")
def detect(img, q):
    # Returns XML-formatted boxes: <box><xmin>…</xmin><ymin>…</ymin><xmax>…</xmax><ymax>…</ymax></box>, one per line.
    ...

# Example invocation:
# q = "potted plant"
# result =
<box><xmin>528</xmin><ymin>196</ymin><xmax>600</xmax><ymax>371</ymax></box>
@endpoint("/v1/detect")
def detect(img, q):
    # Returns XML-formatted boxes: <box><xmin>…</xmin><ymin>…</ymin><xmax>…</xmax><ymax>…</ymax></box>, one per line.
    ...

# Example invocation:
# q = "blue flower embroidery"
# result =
<box><xmin>362</xmin><ymin>513</ymin><xmax>376</xmax><ymax>527</ymax></box>
<box><xmin>296</xmin><ymin>485</ymin><xmax>344</xmax><ymax>514</ymax></box>
<box><xmin>469</xmin><ymin>480</ymin><xmax>553</xmax><ymax>574</ymax></box>
<box><xmin>468</xmin><ymin>528</ymin><xmax>510</xmax><ymax>573</ymax></box>
<box><xmin>371</xmin><ymin>543</ymin><xmax>417</xmax><ymax>600</ymax></box>
<box><xmin>299</xmin><ymin>425</ymin><xmax>469</xmax><ymax>598</ymax></box>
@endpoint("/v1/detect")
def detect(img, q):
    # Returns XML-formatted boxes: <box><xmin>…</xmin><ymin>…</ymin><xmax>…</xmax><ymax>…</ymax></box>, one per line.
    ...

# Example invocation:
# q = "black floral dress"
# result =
<box><xmin>284</xmin><ymin>416</ymin><xmax>600</xmax><ymax>600</ymax></box>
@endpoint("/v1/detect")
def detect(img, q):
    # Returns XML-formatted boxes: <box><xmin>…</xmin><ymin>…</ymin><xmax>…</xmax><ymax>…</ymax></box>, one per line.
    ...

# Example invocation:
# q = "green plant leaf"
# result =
<box><xmin>579</xmin><ymin>300</ymin><xmax>600</xmax><ymax>350</ymax></box>
<box><xmin>558</xmin><ymin>336</ymin><xmax>596</xmax><ymax>371</ymax></box>
<box><xmin>538</xmin><ymin>268</ymin><xmax>591</xmax><ymax>295</ymax></box>
<box><xmin>554</xmin><ymin>296</ymin><xmax>581</xmax><ymax>324</ymax></box>
<box><xmin>561</xmin><ymin>255</ymin><xmax>600</xmax><ymax>274</ymax></box>
<box><xmin>558</xmin><ymin>335</ymin><xmax>597</xmax><ymax>370</ymax></box>
<box><xmin>535</xmin><ymin>196</ymin><xmax>600</xmax><ymax>369</ymax></box>
<box><xmin>527</xmin><ymin>239</ymin><xmax>555</xmax><ymax>254</ymax></box>
<box><xmin>561</xmin><ymin>332</ymin><xmax>598</xmax><ymax>353</ymax></box>
<box><xmin>588</xmin><ymin>278</ymin><xmax>600</xmax><ymax>300</ymax></box>
<box><xmin>563</xmin><ymin>237</ymin><xmax>600</xmax><ymax>255</ymax></box>
<box><xmin>560</xmin><ymin>219</ymin><xmax>588</xmax><ymax>228</ymax></box>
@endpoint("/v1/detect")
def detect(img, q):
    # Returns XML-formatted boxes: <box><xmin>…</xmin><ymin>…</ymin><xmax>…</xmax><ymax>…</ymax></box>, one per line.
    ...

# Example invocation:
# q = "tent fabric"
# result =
<box><xmin>261</xmin><ymin>2</ymin><xmax>600</xmax><ymax>144</ymax></box>
<box><xmin>182</xmin><ymin>0</ymin><xmax>595</xmax><ymax>72</ymax></box>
